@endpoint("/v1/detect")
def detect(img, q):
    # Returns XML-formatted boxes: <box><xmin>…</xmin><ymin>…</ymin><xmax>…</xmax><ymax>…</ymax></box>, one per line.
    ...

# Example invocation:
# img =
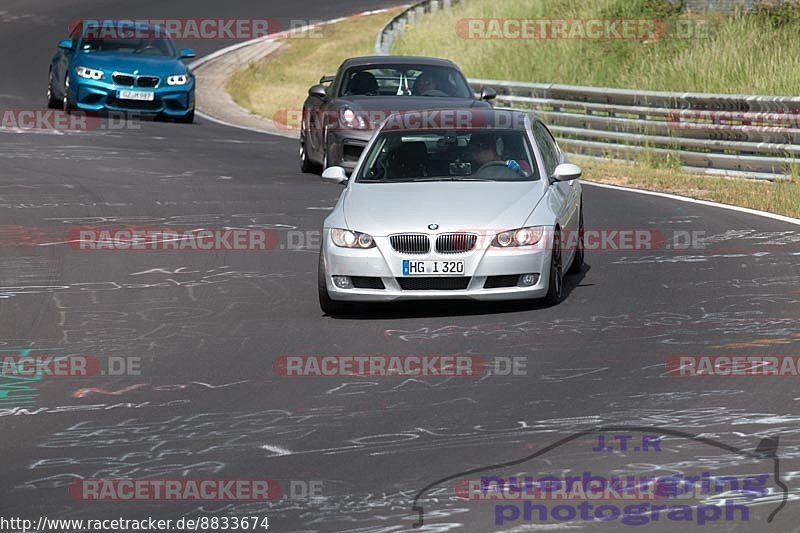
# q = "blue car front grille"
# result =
<box><xmin>112</xmin><ymin>73</ymin><xmax>135</xmax><ymax>86</ymax></box>
<box><xmin>137</xmin><ymin>76</ymin><xmax>159</xmax><ymax>88</ymax></box>
<box><xmin>111</xmin><ymin>73</ymin><xmax>160</xmax><ymax>88</ymax></box>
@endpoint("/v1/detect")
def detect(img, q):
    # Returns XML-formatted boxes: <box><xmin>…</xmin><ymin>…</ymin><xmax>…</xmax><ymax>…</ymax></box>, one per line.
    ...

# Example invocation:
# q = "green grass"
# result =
<box><xmin>575</xmin><ymin>157</ymin><xmax>800</xmax><ymax>218</ymax></box>
<box><xmin>227</xmin><ymin>9</ymin><xmax>403</xmax><ymax>128</ymax></box>
<box><xmin>392</xmin><ymin>0</ymin><xmax>800</xmax><ymax>95</ymax></box>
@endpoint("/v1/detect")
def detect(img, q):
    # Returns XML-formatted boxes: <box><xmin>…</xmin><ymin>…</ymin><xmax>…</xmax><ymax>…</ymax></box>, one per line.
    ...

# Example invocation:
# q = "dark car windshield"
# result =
<box><xmin>339</xmin><ymin>65</ymin><xmax>473</xmax><ymax>98</ymax></box>
<box><xmin>80</xmin><ymin>26</ymin><xmax>177</xmax><ymax>56</ymax></box>
<box><xmin>356</xmin><ymin>129</ymin><xmax>539</xmax><ymax>183</ymax></box>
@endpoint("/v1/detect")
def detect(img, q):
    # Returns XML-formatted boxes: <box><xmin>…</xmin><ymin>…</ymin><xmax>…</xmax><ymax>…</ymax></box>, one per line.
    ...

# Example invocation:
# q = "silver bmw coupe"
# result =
<box><xmin>318</xmin><ymin>108</ymin><xmax>584</xmax><ymax>314</ymax></box>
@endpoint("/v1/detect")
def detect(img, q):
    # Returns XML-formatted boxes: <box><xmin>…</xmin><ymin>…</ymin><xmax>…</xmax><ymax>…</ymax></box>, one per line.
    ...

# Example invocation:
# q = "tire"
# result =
<box><xmin>567</xmin><ymin>202</ymin><xmax>584</xmax><ymax>274</ymax></box>
<box><xmin>543</xmin><ymin>228</ymin><xmax>564</xmax><ymax>306</ymax></box>
<box><xmin>318</xmin><ymin>252</ymin><xmax>351</xmax><ymax>315</ymax></box>
<box><xmin>300</xmin><ymin>131</ymin><xmax>322</xmax><ymax>174</ymax></box>
<box><xmin>321</xmin><ymin>125</ymin><xmax>333</xmax><ymax>170</ymax></box>
<box><xmin>46</xmin><ymin>69</ymin><xmax>60</xmax><ymax>109</ymax></box>
<box><xmin>62</xmin><ymin>77</ymin><xmax>72</xmax><ymax>114</ymax></box>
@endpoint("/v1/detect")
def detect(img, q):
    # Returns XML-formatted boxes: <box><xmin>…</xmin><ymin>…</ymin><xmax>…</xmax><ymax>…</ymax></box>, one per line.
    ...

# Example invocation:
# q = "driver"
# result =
<box><xmin>469</xmin><ymin>133</ymin><xmax>531</xmax><ymax>177</ymax></box>
<box><xmin>412</xmin><ymin>72</ymin><xmax>438</xmax><ymax>95</ymax></box>
<box><xmin>469</xmin><ymin>134</ymin><xmax>499</xmax><ymax>167</ymax></box>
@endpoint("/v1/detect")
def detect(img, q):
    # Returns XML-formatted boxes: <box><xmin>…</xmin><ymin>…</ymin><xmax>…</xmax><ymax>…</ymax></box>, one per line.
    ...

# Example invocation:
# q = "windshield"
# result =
<box><xmin>356</xmin><ymin>129</ymin><xmax>539</xmax><ymax>183</ymax></box>
<box><xmin>80</xmin><ymin>27</ymin><xmax>177</xmax><ymax>56</ymax></box>
<box><xmin>339</xmin><ymin>65</ymin><xmax>473</xmax><ymax>98</ymax></box>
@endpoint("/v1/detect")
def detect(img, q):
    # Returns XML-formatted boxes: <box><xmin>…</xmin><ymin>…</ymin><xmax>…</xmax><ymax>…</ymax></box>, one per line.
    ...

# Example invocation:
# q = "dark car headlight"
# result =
<box><xmin>330</xmin><ymin>228</ymin><xmax>375</xmax><ymax>249</ymax></box>
<box><xmin>76</xmin><ymin>66</ymin><xmax>103</xmax><ymax>80</ymax></box>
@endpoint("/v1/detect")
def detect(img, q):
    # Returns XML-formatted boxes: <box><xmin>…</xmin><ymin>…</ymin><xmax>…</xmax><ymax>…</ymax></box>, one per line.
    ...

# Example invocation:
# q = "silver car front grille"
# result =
<box><xmin>390</xmin><ymin>234</ymin><xmax>430</xmax><ymax>254</ymax></box>
<box><xmin>436</xmin><ymin>233</ymin><xmax>478</xmax><ymax>254</ymax></box>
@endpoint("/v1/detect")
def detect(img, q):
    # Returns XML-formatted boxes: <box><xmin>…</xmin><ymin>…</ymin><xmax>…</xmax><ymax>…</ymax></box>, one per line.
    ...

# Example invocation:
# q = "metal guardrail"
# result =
<box><xmin>375</xmin><ymin>0</ymin><xmax>460</xmax><ymax>56</ymax></box>
<box><xmin>374</xmin><ymin>1</ymin><xmax>799</xmax><ymax>180</ymax></box>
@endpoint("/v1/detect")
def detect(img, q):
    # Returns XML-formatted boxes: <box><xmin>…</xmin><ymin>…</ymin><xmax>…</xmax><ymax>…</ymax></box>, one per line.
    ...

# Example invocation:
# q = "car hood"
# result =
<box><xmin>342</xmin><ymin>181</ymin><xmax>545</xmax><ymax>236</ymax></box>
<box><xmin>72</xmin><ymin>52</ymin><xmax>188</xmax><ymax>76</ymax></box>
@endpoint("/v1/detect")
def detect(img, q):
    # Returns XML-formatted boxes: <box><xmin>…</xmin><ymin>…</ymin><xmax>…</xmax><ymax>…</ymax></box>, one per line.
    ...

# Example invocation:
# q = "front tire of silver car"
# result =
<box><xmin>318</xmin><ymin>252</ymin><xmax>351</xmax><ymax>316</ymax></box>
<box><xmin>543</xmin><ymin>228</ymin><xmax>564</xmax><ymax>306</ymax></box>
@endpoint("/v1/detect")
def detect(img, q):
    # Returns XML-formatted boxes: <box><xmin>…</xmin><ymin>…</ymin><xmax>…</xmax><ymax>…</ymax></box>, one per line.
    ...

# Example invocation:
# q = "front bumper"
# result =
<box><xmin>68</xmin><ymin>74</ymin><xmax>195</xmax><ymax>116</ymax></box>
<box><xmin>326</xmin><ymin>129</ymin><xmax>372</xmax><ymax>171</ymax></box>
<box><xmin>321</xmin><ymin>230</ymin><xmax>553</xmax><ymax>302</ymax></box>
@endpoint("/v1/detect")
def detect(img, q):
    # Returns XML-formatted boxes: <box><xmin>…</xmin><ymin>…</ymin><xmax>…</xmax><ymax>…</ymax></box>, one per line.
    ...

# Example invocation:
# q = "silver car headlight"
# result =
<box><xmin>167</xmin><ymin>74</ymin><xmax>190</xmax><ymax>86</ymax></box>
<box><xmin>330</xmin><ymin>228</ymin><xmax>375</xmax><ymax>249</ymax></box>
<box><xmin>492</xmin><ymin>226</ymin><xmax>545</xmax><ymax>247</ymax></box>
<box><xmin>341</xmin><ymin>108</ymin><xmax>367</xmax><ymax>129</ymax></box>
<box><xmin>76</xmin><ymin>66</ymin><xmax>103</xmax><ymax>80</ymax></box>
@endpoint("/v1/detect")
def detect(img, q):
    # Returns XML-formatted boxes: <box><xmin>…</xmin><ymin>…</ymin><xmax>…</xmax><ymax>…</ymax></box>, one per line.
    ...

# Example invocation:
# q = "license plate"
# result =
<box><xmin>118</xmin><ymin>90</ymin><xmax>154</xmax><ymax>101</ymax></box>
<box><xmin>402</xmin><ymin>260</ymin><xmax>465</xmax><ymax>276</ymax></box>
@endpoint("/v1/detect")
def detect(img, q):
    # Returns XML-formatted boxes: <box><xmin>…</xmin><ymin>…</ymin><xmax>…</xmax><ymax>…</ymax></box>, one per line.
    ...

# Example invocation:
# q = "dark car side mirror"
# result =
<box><xmin>58</xmin><ymin>39</ymin><xmax>74</xmax><ymax>51</ymax></box>
<box><xmin>308</xmin><ymin>84</ymin><xmax>328</xmax><ymax>99</ymax></box>
<box><xmin>480</xmin><ymin>86</ymin><xmax>497</xmax><ymax>101</ymax></box>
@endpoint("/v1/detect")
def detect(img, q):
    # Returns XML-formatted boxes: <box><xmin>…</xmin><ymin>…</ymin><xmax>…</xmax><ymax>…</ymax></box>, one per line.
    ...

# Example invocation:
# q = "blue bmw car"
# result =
<box><xmin>48</xmin><ymin>20</ymin><xmax>196</xmax><ymax>122</ymax></box>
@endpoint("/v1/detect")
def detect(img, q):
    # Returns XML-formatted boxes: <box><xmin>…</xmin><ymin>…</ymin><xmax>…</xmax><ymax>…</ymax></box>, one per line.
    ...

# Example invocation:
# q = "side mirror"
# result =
<box><xmin>58</xmin><ymin>39</ymin><xmax>74</xmax><ymax>51</ymax></box>
<box><xmin>179</xmin><ymin>48</ymin><xmax>196</xmax><ymax>59</ymax></box>
<box><xmin>551</xmin><ymin>163</ymin><xmax>582</xmax><ymax>182</ymax></box>
<box><xmin>321</xmin><ymin>166</ymin><xmax>348</xmax><ymax>185</ymax></box>
<box><xmin>308</xmin><ymin>84</ymin><xmax>328</xmax><ymax>99</ymax></box>
<box><xmin>480</xmin><ymin>86</ymin><xmax>497</xmax><ymax>101</ymax></box>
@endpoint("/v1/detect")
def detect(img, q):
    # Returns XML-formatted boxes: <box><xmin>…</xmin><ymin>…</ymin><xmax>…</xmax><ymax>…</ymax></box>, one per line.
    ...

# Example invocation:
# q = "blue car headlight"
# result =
<box><xmin>167</xmin><ymin>74</ymin><xmax>190</xmax><ymax>86</ymax></box>
<box><xmin>76</xmin><ymin>66</ymin><xmax>103</xmax><ymax>80</ymax></box>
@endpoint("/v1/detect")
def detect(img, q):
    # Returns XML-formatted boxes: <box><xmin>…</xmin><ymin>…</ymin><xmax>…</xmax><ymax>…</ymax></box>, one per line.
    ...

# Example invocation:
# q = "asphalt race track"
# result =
<box><xmin>1</xmin><ymin>1</ymin><xmax>800</xmax><ymax>531</ymax></box>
